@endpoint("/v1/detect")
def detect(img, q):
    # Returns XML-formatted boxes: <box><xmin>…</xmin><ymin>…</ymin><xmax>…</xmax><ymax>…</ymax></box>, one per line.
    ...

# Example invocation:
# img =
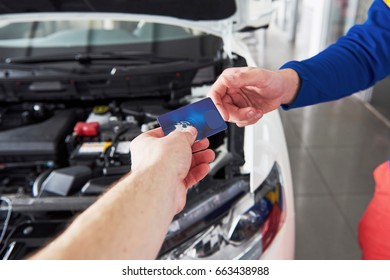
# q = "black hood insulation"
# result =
<box><xmin>0</xmin><ymin>0</ymin><xmax>236</xmax><ymax>20</ymax></box>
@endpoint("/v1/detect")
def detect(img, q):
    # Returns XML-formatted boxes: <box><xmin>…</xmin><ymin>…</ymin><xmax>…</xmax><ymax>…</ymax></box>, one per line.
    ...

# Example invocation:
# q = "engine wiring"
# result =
<box><xmin>0</xmin><ymin>196</ymin><xmax>12</xmax><ymax>246</ymax></box>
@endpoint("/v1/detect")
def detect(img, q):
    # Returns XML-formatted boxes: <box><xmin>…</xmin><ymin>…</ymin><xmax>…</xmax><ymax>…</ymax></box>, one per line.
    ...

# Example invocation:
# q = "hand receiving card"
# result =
<box><xmin>157</xmin><ymin>97</ymin><xmax>227</xmax><ymax>141</ymax></box>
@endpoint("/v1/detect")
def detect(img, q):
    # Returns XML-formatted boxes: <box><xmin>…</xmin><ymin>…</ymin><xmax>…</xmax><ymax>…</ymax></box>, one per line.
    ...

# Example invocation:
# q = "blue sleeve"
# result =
<box><xmin>280</xmin><ymin>0</ymin><xmax>390</xmax><ymax>109</ymax></box>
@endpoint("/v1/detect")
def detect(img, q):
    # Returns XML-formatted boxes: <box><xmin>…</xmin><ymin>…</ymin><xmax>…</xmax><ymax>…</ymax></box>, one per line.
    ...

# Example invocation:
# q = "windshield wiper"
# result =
<box><xmin>0</xmin><ymin>62</ymin><xmax>79</xmax><ymax>75</ymax></box>
<box><xmin>5</xmin><ymin>51</ymin><xmax>192</xmax><ymax>65</ymax></box>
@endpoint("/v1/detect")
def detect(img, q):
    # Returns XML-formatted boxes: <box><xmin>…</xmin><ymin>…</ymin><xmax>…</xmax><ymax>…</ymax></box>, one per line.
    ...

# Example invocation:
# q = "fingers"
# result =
<box><xmin>192</xmin><ymin>138</ymin><xmax>209</xmax><ymax>153</ymax></box>
<box><xmin>167</xmin><ymin>126</ymin><xmax>198</xmax><ymax>145</ymax></box>
<box><xmin>145</xmin><ymin>127</ymin><xmax>209</xmax><ymax>153</ymax></box>
<box><xmin>208</xmin><ymin>78</ymin><xmax>229</xmax><ymax>121</ymax></box>
<box><xmin>183</xmin><ymin>149</ymin><xmax>214</xmax><ymax>188</ymax></box>
<box><xmin>224</xmin><ymin>102</ymin><xmax>263</xmax><ymax>124</ymax></box>
<box><xmin>184</xmin><ymin>149</ymin><xmax>214</xmax><ymax>188</ymax></box>
<box><xmin>184</xmin><ymin>163</ymin><xmax>210</xmax><ymax>189</ymax></box>
<box><xmin>209</xmin><ymin>68</ymin><xmax>260</xmax><ymax>121</ymax></box>
<box><xmin>143</xmin><ymin>127</ymin><xmax>165</xmax><ymax>138</ymax></box>
<box><xmin>235</xmin><ymin>119</ymin><xmax>260</xmax><ymax>127</ymax></box>
<box><xmin>191</xmin><ymin>149</ymin><xmax>215</xmax><ymax>168</ymax></box>
<box><xmin>208</xmin><ymin>67</ymin><xmax>268</xmax><ymax>126</ymax></box>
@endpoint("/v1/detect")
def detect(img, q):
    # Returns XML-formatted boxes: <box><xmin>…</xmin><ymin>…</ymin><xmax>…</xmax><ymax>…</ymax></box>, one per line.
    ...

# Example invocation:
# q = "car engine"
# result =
<box><xmin>0</xmin><ymin>92</ymin><xmax>248</xmax><ymax>259</ymax></box>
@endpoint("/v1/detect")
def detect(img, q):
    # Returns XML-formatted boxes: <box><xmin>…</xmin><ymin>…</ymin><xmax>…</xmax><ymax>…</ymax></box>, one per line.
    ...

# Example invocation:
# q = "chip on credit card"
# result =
<box><xmin>157</xmin><ymin>97</ymin><xmax>227</xmax><ymax>141</ymax></box>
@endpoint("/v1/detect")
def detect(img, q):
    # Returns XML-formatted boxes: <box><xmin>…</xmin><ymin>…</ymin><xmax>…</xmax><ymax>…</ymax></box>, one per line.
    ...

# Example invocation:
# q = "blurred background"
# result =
<box><xmin>245</xmin><ymin>0</ymin><xmax>390</xmax><ymax>259</ymax></box>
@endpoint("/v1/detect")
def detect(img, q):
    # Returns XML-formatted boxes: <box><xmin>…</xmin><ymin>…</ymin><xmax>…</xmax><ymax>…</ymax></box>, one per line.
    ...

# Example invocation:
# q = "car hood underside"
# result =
<box><xmin>0</xmin><ymin>0</ymin><xmax>236</xmax><ymax>21</ymax></box>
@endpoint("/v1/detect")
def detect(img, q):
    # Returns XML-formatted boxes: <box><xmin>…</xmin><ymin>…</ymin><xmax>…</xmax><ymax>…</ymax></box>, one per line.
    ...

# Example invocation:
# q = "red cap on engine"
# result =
<box><xmin>74</xmin><ymin>122</ymin><xmax>100</xmax><ymax>137</ymax></box>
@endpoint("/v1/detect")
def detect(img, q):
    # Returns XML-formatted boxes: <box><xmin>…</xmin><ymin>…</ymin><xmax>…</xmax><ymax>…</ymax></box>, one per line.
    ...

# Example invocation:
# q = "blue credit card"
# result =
<box><xmin>157</xmin><ymin>97</ymin><xmax>228</xmax><ymax>141</ymax></box>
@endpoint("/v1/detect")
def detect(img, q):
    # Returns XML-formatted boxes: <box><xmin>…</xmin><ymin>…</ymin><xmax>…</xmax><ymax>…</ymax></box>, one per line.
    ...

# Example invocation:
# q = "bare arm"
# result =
<box><xmin>30</xmin><ymin>127</ymin><xmax>214</xmax><ymax>259</ymax></box>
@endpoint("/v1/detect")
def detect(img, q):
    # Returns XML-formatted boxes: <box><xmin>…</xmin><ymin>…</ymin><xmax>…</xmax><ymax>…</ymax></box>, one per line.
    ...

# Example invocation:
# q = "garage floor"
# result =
<box><xmin>280</xmin><ymin>98</ymin><xmax>390</xmax><ymax>259</ymax></box>
<box><xmin>244</xmin><ymin>26</ymin><xmax>390</xmax><ymax>259</ymax></box>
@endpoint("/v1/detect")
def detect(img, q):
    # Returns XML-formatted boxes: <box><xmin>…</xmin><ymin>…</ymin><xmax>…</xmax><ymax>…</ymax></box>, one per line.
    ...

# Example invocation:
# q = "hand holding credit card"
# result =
<box><xmin>157</xmin><ymin>97</ymin><xmax>227</xmax><ymax>141</ymax></box>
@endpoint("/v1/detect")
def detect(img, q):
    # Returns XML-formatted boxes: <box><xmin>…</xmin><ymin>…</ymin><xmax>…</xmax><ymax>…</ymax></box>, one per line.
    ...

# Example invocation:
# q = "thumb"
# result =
<box><xmin>169</xmin><ymin>125</ymin><xmax>198</xmax><ymax>145</ymax></box>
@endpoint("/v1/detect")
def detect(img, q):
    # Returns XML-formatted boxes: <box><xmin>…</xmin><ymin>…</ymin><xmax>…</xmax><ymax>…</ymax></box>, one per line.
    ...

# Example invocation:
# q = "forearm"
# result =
<box><xmin>30</xmin><ymin>169</ymin><xmax>177</xmax><ymax>259</ymax></box>
<box><xmin>278</xmin><ymin>68</ymin><xmax>300</xmax><ymax>105</ymax></box>
<box><xmin>280</xmin><ymin>0</ymin><xmax>390</xmax><ymax>109</ymax></box>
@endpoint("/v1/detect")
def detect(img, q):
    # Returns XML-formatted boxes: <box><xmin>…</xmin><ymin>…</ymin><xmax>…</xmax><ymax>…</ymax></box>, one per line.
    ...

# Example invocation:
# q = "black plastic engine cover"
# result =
<box><xmin>0</xmin><ymin>109</ymin><xmax>78</xmax><ymax>164</ymax></box>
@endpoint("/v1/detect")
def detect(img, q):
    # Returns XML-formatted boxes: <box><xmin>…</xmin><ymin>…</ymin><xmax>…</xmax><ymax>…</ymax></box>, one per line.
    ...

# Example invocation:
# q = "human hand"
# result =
<box><xmin>208</xmin><ymin>67</ymin><xmax>300</xmax><ymax>127</ymax></box>
<box><xmin>130</xmin><ymin>127</ymin><xmax>215</xmax><ymax>212</ymax></box>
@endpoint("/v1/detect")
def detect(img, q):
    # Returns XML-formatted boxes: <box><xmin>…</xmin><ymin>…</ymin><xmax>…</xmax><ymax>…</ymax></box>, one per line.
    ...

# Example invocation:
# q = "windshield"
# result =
<box><xmin>0</xmin><ymin>16</ymin><xmax>223</xmax><ymax>61</ymax></box>
<box><xmin>0</xmin><ymin>15</ymin><xmax>225</xmax><ymax>101</ymax></box>
<box><xmin>0</xmin><ymin>20</ymin><xmax>201</xmax><ymax>47</ymax></box>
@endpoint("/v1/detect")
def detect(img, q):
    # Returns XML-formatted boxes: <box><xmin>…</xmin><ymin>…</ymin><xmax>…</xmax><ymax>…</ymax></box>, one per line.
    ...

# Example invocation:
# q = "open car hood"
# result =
<box><xmin>0</xmin><ymin>0</ymin><xmax>273</xmax><ymax>34</ymax></box>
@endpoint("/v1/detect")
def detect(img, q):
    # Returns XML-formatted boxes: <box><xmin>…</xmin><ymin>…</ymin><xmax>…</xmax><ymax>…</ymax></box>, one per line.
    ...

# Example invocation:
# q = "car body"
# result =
<box><xmin>0</xmin><ymin>0</ymin><xmax>294</xmax><ymax>260</ymax></box>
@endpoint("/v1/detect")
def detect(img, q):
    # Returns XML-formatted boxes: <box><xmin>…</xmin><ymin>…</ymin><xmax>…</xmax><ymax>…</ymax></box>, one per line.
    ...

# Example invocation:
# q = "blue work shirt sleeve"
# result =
<box><xmin>280</xmin><ymin>0</ymin><xmax>390</xmax><ymax>110</ymax></box>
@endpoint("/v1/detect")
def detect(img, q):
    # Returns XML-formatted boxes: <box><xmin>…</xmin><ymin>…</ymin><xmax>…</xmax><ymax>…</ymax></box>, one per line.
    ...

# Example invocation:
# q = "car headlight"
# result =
<box><xmin>160</xmin><ymin>162</ymin><xmax>285</xmax><ymax>260</ymax></box>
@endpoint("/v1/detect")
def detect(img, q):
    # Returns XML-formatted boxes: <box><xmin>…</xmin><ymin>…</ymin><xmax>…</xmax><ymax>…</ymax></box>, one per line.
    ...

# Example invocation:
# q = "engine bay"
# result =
<box><xmin>0</xmin><ymin>86</ymin><xmax>250</xmax><ymax>259</ymax></box>
<box><xmin>0</xmin><ymin>22</ymin><xmax>251</xmax><ymax>257</ymax></box>
<box><xmin>0</xmin><ymin>96</ymin><xmax>241</xmax><ymax>194</ymax></box>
